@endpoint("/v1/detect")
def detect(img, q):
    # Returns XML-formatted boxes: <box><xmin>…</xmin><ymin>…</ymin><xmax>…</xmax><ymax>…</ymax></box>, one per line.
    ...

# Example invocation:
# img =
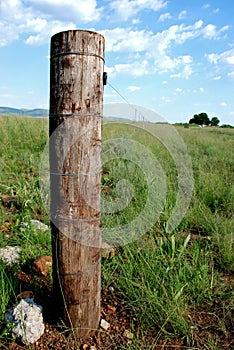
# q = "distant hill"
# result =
<box><xmin>0</xmin><ymin>106</ymin><xmax>48</xmax><ymax>117</ymax></box>
<box><xmin>0</xmin><ymin>106</ymin><xmax>130</xmax><ymax>121</ymax></box>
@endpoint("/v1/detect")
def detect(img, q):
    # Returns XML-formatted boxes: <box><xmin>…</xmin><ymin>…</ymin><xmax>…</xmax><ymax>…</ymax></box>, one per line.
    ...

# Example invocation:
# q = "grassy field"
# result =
<box><xmin>0</xmin><ymin>116</ymin><xmax>234</xmax><ymax>349</ymax></box>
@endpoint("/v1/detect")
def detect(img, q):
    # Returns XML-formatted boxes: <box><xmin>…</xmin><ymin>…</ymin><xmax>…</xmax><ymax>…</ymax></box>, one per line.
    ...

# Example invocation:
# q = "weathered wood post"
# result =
<box><xmin>49</xmin><ymin>30</ymin><xmax>104</xmax><ymax>338</ymax></box>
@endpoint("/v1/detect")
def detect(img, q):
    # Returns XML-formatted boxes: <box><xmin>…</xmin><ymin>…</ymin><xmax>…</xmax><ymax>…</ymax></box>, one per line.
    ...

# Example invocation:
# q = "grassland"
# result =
<box><xmin>0</xmin><ymin>116</ymin><xmax>234</xmax><ymax>349</ymax></box>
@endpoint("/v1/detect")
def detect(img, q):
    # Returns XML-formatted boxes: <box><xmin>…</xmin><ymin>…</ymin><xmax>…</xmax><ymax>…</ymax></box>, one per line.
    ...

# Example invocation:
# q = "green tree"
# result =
<box><xmin>189</xmin><ymin>113</ymin><xmax>210</xmax><ymax>127</ymax></box>
<box><xmin>221</xmin><ymin>124</ymin><xmax>234</xmax><ymax>129</ymax></box>
<box><xmin>210</xmin><ymin>117</ymin><xmax>220</xmax><ymax>126</ymax></box>
<box><xmin>201</xmin><ymin>113</ymin><xmax>210</xmax><ymax>126</ymax></box>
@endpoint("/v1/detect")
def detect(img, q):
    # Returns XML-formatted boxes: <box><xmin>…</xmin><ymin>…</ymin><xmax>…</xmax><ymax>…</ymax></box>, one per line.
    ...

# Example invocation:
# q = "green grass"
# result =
<box><xmin>101</xmin><ymin>123</ymin><xmax>234</xmax><ymax>347</ymax></box>
<box><xmin>0</xmin><ymin>116</ymin><xmax>52</xmax><ymax>346</ymax></box>
<box><xmin>0</xmin><ymin>116</ymin><xmax>234</xmax><ymax>348</ymax></box>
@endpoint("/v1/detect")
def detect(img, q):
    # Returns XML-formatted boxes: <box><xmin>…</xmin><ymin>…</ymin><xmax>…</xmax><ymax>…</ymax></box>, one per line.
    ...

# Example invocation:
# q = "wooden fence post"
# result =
<box><xmin>49</xmin><ymin>30</ymin><xmax>104</xmax><ymax>338</ymax></box>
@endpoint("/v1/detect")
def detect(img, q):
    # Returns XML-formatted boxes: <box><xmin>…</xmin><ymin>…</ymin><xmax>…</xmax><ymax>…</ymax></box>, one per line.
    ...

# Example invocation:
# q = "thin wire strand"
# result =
<box><xmin>107</xmin><ymin>81</ymin><xmax>146</xmax><ymax>123</ymax></box>
<box><xmin>107</xmin><ymin>82</ymin><xmax>131</xmax><ymax>106</ymax></box>
<box><xmin>50</xmin><ymin>170</ymin><xmax>102</xmax><ymax>176</ymax></box>
<box><xmin>56</xmin><ymin>217</ymin><xmax>100</xmax><ymax>223</ymax></box>
<box><xmin>51</xmin><ymin>51</ymin><xmax>105</xmax><ymax>62</ymax></box>
<box><xmin>49</xmin><ymin>113</ymin><xmax>102</xmax><ymax>118</ymax></box>
<box><xmin>103</xmin><ymin>81</ymin><xmax>151</xmax><ymax>164</ymax></box>
<box><xmin>60</xmin><ymin>262</ymin><xmax>100</xmax><ymax>276</ymax></box>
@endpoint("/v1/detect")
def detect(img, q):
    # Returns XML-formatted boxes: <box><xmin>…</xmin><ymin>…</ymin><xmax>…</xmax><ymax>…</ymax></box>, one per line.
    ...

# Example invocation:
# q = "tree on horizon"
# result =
<box><xmin>210</xmin><ymin>116</ymin><xmax>220</xmax><ymax>126</ymax></box>
<box><xmin>189</xmin><ymin>112</ymin><xmax>210</xmax><ymax>127</ymax></box>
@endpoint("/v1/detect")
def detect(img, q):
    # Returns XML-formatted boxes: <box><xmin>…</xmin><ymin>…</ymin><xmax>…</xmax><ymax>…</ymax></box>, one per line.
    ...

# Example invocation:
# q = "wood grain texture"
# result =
<box><xmin>49</xmin><ymin>30</ymin><xmax>104</xmax><ymax>338</ymax></box>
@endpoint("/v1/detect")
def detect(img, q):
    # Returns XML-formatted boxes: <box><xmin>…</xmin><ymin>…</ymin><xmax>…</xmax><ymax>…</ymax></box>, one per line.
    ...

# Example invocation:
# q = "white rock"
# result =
<box><xmin>30</xmin><ymin>220</ymin><xmax>49</xmax><ymax>231</ymax></box>
<box><xmin>100</xmin><ymin>318</ymin><xmax>110</xmax><ymax>331</ymax></box>
<box><xmin>0</xmin><ymin>246</ymin><xmax>21</xmax><ymax>265</ymax></box>
<box><xmin>5</xmin><ymin>298</ymin><xmax>45</xmax><ymax>344</ymax></box>
<box><xmin>108</xmin><ymin>286</ymin><xmax>115</xmax><ymax>293</ymax></box>
<box><xmin>22</xmin><ymin>220</ymin><xmax>49</xmax><ymax>232</ymax></box>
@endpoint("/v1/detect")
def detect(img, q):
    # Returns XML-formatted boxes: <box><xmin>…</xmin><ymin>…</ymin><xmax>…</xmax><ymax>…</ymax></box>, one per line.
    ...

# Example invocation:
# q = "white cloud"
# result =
<box><xmin>206</xmin><ymin>53</ymin><xmax>219</xmax><ymax>64</ymax></box>
<box><xmin>25</xmin><ymin>21</ymin><xmax>76</xmax><ymax>45</ymax></box>
<box><xmin>101</xmin><ymin>19</ymin><xmax>228</xmax><ymax>79</ymax></box>
<box><xmin>220</xmin><ymin>102</ymin><xmax>227</xmax><ymax>107</ymax></box>
<box><xmin>158</xmin><ymin>12</ymin><xmax>171</xmax><ymax>22</ymax></box>
<box><xmin>127</xmin><ymin>85</ymin><xmax>141</xmax><ymax>91</ymax></box>
<box><xmin>162</xmin><ymin>80</ymin><xmax>168</xmax><ymax>84</ymax></box>
<box><xmin>25</xmin><ymin>18</ymin><xmax>48</xmax><ymax>32</ymax></box>
<box><xmin>161</xmin><ymin>96</ymin><xmax>171</xmax><ymax>103</ymax></box>
<box><xmin>170</xmin><ymin>64</ymin><xmax>193</xmax><ymax>79</ymax></box>
<box><xmin>213</xmin><ymin>8</ymin><xmax>220</xmax><ymax>14</ymax></box>
<box><xmin>132</xmin><ymin>18</ymin><xmax>141</xmax><ymax>24</ymax></box>
<box><xmin>202</xmin><ymin>24</ymin><xmax>217</xmax><ymax>38</ymax></box>
<box><xmin>178</xmin><ymin>10</ymin><xmax>187</xmax><ymax>20</ymax></box>
<box><xmin>220</xmin><ymin>25</ymin><xmax>230</xmax><ymax>32</ymax></box>
<box><xmin>202</xmin><ymin>23</ymin><xmax>228</xmax><ymax>39</ymax></box>
<box><xmin>0</xmin><ymin>22</ymin><xmax>19</xmax><ymax>46</ymax></box>
<box><xmin>101</xmin><ymin>28</ymin><xmax>152</xmax><ymax>52</ymax></box>
<box><xmin>206</xmin><ymin>49</ymin><xmax>234</xmax><ymax>66</ymax></box>
<box><xmin>0</xmin><ymin>0</ymin><xmax>102</xmax><ymax>46</ymax></box>
<box><xmin>156</xmin><ymin>55</ymin><xmax>177</xmax><ymax>70</ymax></box>
<box><xmin>110</xmin><ymin>0</ymin><xmax>167</xmax><ymax>21</ymax></box>
<box><xmin>203</xmin><ymin>4</ymin><xmax>210</xmax><ymax>9</ymax></box>
<box><xmin>182</xmin><ymin>55</ymin><xmax>192</xmax><ymax>64</ymax></box>
<box><xmin>228</xmin><ymin>72</ymin><xmax>234</xmax><ymax>78</ymax></box>
<box><xmin>226</xmin><ymin>56</ymin><xmax>234</xmax><ymax>64</ymax></box>
<box><xmin>213</xmin><ymin>76</ymin><xmax>221</xmax><ymax>80</ymax></box>
<box><xmin>0</xmin><ymin>0</ymin><xmax>26</xmax><ymax>45</ymax></box>
<box><xmin>175</xmin><ymin>88</ymin><xmax>182</xmax><ymax>93</ymax></box>
<box><xmin>199</xmin><ymin>87</ymin><xmax>204</xmax><ymax>92</ymax></box>
<box><xmin>0</xmin><ymin>0</ymin><xmax>25</xmax><ymax>20</ymax></box>
<box><xmin>107</xmin><ymin>60</ymin><xmax>149</xmax><ymax>77</ymax></box>
<box><xmin>101</xmin><ymin>21</ymin><xmax>211</xmax><ymax>55</ymax></box>
<box><xmin>27</xmin><ymin>0</ymin><xmax>102</xmax><ymax>22</ymax></box>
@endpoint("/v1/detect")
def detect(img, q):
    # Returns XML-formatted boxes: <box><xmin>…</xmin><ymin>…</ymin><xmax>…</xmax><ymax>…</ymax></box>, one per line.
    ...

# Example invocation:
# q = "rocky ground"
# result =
<box><xmin>0</xmin><ymin>232</ymin><xmax>233</xmax><ymax>349</ymax></box>
<box><xmin>2</xmin><ymin>264</ymin><xmax>234</xmax><ymax>350</ymax></box>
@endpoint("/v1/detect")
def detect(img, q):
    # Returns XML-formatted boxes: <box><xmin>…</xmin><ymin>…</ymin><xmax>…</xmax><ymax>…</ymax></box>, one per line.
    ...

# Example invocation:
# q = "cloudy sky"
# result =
<box><xmin>0</xmin><ymin>0</ymin><xmax>233</xmax><ymax>124</ymax></box>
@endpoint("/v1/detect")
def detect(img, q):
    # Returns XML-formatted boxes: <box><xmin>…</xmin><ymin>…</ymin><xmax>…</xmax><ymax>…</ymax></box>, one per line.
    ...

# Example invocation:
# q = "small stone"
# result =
<box><xmin>30</xmin><ymin>220</ymin><xmax>49</xmax><ymax>231</ymax></box>
<box><xmin>5</xmin><ymin>298</ymin><xmax>45</xmax><ymax>344</ymax></box>
<box><xmin>107</xmin><ymin>305</ymin><xmax>116</xmax><ymax>313</ymax></box>
<box><xmin>82</xmin><ymin>344</ymin><xmax>89</xmax><ymax>350</ymax></box>
<box><xmin>1</xmin><ymin>222</ymin><xmax>11</xmax><ymax>234</ymax></box>
<box><xmin>90</xmin><ymin>346</ymin><xmax>97</xmax><ymax>350</ymax></box>
<box><xmin>33</xmin><ymin>256</ymin><xmax>52</xmax><ymax>276</ymax></box>
<box><xmin>0</xmin><ymin>246</ymin><xmax>21</xmax><ymax>265</ymax></box>
<box><xmin>22</xmin><ymin>220</ymin><xmax>49</xmax><ymax>232</ymax></box>
<box><xmin>101</xmin><ymin>242</ymin><xmax>115</xmax><ymax>259</ymax></box>
<box><xmin>100</xmin><ymin>319</ymin><xmax>110</xmax><ymax>331</ymax></box>
<box><xmin>108</xmin><ymin>286</ymin><xmax>114</xmax><ymax>293</ymax></box>
<box><xmin>123</xmin><ymin>329</ymin><xmax>134</xmax><ymax>339</ymax></box>
<box><xmin>17</xmin><ymin>291</ymin><xmax>34</xmax><ymax>301</ymax></box>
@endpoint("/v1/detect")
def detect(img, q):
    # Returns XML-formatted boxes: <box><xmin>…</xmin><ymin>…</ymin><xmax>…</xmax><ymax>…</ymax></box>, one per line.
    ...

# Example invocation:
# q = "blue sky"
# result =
<box><xmin>0</xmin><ymin>0</ymin><xmax>233</xmax><ymax>125</ymax></box>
